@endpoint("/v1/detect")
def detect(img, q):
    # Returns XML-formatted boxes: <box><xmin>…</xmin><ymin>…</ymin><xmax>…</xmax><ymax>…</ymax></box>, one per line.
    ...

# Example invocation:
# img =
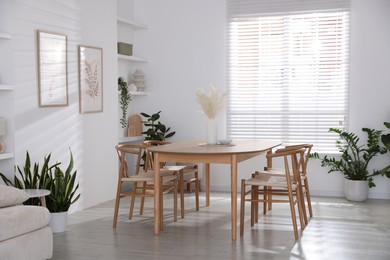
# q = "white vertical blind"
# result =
<box><xmin>227</xmin><ymin>0</ymin><xmax>350</xmax><ymax>153</ymax></box>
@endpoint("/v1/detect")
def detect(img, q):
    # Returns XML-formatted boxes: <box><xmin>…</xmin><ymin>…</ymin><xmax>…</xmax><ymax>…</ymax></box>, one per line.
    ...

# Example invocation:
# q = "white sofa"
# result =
<box><xmin>0</xmin><ymin>185</ymin><xmax>53</xmax><ymax>260</ymax></box>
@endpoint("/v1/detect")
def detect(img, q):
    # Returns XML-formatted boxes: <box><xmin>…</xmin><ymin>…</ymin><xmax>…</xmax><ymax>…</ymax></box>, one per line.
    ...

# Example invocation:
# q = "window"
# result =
<box><xmin>227</xmin><ymin>0</ymin><xmax>350</xmax><ymax>153</ymax></box>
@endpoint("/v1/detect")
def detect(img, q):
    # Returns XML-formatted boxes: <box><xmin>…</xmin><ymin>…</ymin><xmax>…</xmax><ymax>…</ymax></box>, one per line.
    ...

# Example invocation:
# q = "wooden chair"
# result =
<box><xmin>262</xmin><ymin>144</ymin><xmax>313</xmax><ymax>224</ymax></box>
<box><xmin>240</xmin><ymin>147</ymin><xmax>306</xmax><ymax>239</ymax></box>
<box><xmin>144</xmin><ymin>140</ymin><xmax>200</xmax><ymax>218</ymax></box>
<box><xmin>113</xmin><ymin>143</ymin><xmax>178</xmax><ymax>230</ymax></box>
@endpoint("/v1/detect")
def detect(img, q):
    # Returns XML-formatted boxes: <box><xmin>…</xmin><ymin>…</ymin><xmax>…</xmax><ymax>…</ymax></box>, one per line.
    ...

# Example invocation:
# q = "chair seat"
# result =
<box><xmin>123</xmin><ymin>171</ymin><xmax>177</xmax><ymax>183</ymax></box>
<box><xmin>246</xmin><ymin>174</ymin><xmax>297</xmax><ymax>189</ymax></box>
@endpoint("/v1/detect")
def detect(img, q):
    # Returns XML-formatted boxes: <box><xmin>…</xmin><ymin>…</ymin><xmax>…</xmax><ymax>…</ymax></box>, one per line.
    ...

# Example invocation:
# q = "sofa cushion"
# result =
<box><xmin>0</xmin><ymin>226</ymin><xmax>53</xmax><ymax>260</ymax></box>
<box><xmin>0</xmin><ymin>205</ymin><xmax>51</xmax><ymax>242</ymax></box>
<box><xmin>0</xmin><ymin>185</ymin><xmax>29</xmax><ymax>208</ymax></box>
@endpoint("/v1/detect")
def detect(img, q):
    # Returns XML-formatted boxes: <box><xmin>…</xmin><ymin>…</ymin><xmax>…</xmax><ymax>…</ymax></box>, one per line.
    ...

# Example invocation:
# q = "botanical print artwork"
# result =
<box><xmin>84</xmin><ymin>60</ymin><xmax>100</xmax><ymax>99</ymax></box>
<box><xmin>78</xmin><ymin>45</ymin><xmax>103</xmax><ymax>113</ymax></box>
<box><xmin>38</xmin><ymin>30</ymin><xmax>68</xmax><ymax>107</ymax></box>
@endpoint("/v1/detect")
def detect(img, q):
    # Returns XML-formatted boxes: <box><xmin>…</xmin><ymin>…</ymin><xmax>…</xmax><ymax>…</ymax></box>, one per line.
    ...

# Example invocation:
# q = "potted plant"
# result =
<box><xmin>381</xmin><ymin>121</ymin><xmax>390</xmax><ymax>152</ymax></box>
<box><xmin>45</xmin><ymin>150</ymin><xmax>80</xmax><ymax>233</ymax></box>
<box><xmin>140</xmin><ymin>111</ymin><xmax>176</xmax><ymax>141</ymax></box>
<box><xmin>0</xmin><ymin>151</ymin><xmax>59</xmax><ymax>206</ymax></box>
<box><xmin>310</xmin><ymin>127</ymin><xmax>390</xmax><ymax>201</ymax></box>
<box><xmin>118</xmin><ymin>77</ymin><xmax>132</xmax><ymax>128</ymax></box>
<box><xmin>0</xmin><ymin>150</ymin><xmax>80</xmax><ymax>232</ymax></box>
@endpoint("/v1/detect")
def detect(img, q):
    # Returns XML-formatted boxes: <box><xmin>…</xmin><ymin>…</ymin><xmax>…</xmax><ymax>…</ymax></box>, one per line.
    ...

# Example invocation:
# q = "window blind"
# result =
<box><xmin>227</xmin><ymin>0</ymin><xmax>350</xmax><ymax>153</ymax></box>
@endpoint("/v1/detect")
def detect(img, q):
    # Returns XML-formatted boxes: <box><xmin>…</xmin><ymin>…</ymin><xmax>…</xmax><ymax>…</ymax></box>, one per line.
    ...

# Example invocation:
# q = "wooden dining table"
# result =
<box><xmin>147</xmin><ymin>139</ymin><xmax>282</xmax><ymax>240</ymax></box>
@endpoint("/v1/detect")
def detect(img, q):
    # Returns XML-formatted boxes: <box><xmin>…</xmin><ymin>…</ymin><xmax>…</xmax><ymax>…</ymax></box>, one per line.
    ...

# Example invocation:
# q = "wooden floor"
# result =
<box><xmin>52</xmin><ymin>192</ymin><xmax>390</xmax><ymax>260</ymax></box>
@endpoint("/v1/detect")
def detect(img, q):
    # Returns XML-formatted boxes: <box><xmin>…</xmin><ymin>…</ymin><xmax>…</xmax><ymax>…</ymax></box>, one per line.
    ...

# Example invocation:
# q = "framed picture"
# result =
<box><xmin>37</xmin><ymin>30</ymin><xmax>68</xmax><ymax>107</ymax></box>
<box><xmin>78</xmin><ymin>45</ymin><xmax>103</xmax><ymax>113</ymax></box>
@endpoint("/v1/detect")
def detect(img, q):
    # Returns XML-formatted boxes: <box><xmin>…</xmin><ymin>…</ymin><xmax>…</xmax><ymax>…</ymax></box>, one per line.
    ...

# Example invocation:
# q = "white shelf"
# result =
<box><xmin>0</xmin><ymin>153</ymin><xmax>14</xmax><ymax>160</ymax></box>
<box><xmin>118</xmin><ymin>54</ymin><xmax>147</xmax><ymax>63</ymax></box>
<box><xmin>118</xmin><ymin>136</ymin><xmax>144</xmax><ymax>144</ymax></box>
<box><xmin>117</xmin><ymin>17</ymin><xmax>147</xmax><ymax>30</ymax></box>
<box><xmin>0</xmin><ymin>85</ymin><xmax>14</xmax><ymax>91</ymax></box>
<box><xmin>130</xmin><ymin>91</ymin><xmax>148</xmax><ymax>96</ymax></box>
<box><xmin>0</xmin><ymin>33</ymin><xmax>11</xmax><ymax>40</ymax></box>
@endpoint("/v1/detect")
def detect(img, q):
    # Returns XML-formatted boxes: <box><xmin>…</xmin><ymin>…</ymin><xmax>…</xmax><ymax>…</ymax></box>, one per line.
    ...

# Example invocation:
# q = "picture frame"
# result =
<box><xmin>37</xmin><ymin>30</ymin><xmax>68</xmax><ymax>107</ymax></box>
<box><xmin>78</xmin><ymin>45</ymin><xmax>103</xmax><ymax>113</ymax></box>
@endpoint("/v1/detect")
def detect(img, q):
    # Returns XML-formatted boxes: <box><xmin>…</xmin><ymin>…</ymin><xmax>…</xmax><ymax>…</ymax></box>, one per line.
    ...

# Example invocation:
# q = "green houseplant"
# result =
<box><xmin>0</xmin><ymin>151</ymin><xmax>59</xmax><ymax>206</ymax></box>
<box><xmin>310</xmin><ymin>127</ymin><xmax>390</xmax><ymax>201</ymax></box>
<box><xmin>0</xmin><ymin>150</ymin><xmax>81</xmax><ymax>232</ymax></box>
<box><xmin>45</xmin><ymin>150</ymin><xmax>80</xmax><ymax>233</ymax></box>
<box><xmin>45</xmin><ymin>151</ymin><xmax>80</xmax><ymax>213</ymax></box>
<box><xmin>118</xmin><ymin>77</ymin><xmax>132</xmax><ymax>128</ymax></box>
<box><xmin>140</xmin><ymin>111</ymin><xmax>176</xmax><ymax>141</ymax></box>
<box><xmin>381</xmin><ymin>121</ymin><xmax>390</xmax><ymax>152</ymax></box>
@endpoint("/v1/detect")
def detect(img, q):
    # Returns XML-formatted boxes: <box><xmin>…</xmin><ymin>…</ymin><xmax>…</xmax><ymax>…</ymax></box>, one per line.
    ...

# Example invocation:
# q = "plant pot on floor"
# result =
<box><xmin>49</xmin><ymin>212</ymin><xmax>68</xmax><ymax>233</ymax></box>
<box><xmin>344</xmin><ymin>179</ymin><xmax>369</xmax><ymax>202</ymax></box>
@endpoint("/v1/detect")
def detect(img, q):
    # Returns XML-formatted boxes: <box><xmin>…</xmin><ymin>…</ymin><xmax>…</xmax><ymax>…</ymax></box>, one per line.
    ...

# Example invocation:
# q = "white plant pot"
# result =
<box><xmin>344</xmin><ymin>179</ymin><xmax>369</xmax><ymax>202</ymax></box>
<box><xmin>49</xmin><ymin>212</ymin><xmax>68</xmax><ymax>233</ymax></box>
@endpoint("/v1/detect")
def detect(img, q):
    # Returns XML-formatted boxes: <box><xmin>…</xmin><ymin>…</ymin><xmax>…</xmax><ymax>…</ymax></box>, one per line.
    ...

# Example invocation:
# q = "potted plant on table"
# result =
<box><xmin>310</xmin><ymin>127</ymin><xmax>390</xmax><ymax>202</ymax></box>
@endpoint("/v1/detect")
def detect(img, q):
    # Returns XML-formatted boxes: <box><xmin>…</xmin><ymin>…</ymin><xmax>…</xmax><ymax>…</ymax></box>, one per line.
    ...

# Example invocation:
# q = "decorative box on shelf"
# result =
<box><xmin>117</xmin><ymin>42</ymin><xmax>133</xmax><ymax>56</ymax></box>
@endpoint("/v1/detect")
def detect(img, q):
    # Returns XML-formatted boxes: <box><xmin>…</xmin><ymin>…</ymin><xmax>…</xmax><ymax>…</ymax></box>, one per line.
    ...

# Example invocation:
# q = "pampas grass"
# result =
<box><xmin>196</xmin><ymin>85</ymin><xmax>227</xmax><ymax>119</ymax></box>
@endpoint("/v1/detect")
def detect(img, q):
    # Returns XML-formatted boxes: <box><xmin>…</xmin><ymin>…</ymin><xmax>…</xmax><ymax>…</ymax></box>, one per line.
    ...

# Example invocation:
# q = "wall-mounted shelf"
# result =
<box><xmin>0</xmin><ymin>85</ymin><xmax>14</xmax><ymax>91</ymax></box>
<box><xmin>0</xmin><ymin>153</ymin><xmax>14</xmax><ymax>160</ymax></box>
<box><xmin>117</xmin><ymin>17</ymin><xmax>147</xmax><ymax>30</ymax></box>
<box><xmin>0</xmin><ymin>33</ymin><xmax>11</xmax><ymax>40</ymax></box>
<box><xmin>130</xmin><ymin>91</ymin><xmax>148</xmax><ymax>96</ymax></box>
<box><xmin>118</xmin><ymin>54</ymin><xmax>147</xmax><ymax>63</ymax></box>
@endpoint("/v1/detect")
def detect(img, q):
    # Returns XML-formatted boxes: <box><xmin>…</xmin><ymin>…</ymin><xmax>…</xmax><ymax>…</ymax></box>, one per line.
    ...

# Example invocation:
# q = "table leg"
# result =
<box><xmin>205</xmin><ymin>163</ymin><xmax>210</xmax><ymax>207</ymax></box>
<box><xmin>40</xmin><ymin>196</ymin><xmax>46</xmax><ymax>207</ymax></box>
<box><xmin>231</xmin><ymin>155</ymin><xmax>237</xmax><ymax>241</ymax></box>
<box><xmin>154</xmin><ymin>153</ymin><xmax>161</xmax><ymax>235</ymax></box>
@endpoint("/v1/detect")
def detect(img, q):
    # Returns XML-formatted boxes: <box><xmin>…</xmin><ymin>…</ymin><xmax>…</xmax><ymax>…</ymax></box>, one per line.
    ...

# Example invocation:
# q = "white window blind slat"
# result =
<box><xmin>227</xmin><ymin>0</ymin><xmax>350</xmax><ymax>153</ymax></box>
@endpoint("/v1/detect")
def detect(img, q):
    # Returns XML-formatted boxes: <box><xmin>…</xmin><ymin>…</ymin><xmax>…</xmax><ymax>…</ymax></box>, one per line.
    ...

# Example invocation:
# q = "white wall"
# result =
<box><xmin>3</xmin><ymin>0</ymin><xmax>390</xmax><ymax>216</ymax></box>
<box><xmin>8</xmin><ymin>0</ymin><xmax>118</xmax><ymax>212</ymax></box>
<box><xmin>133</xmin><ymin>0</ymin><xmax>390</xmax><ymax>199</ymax></box>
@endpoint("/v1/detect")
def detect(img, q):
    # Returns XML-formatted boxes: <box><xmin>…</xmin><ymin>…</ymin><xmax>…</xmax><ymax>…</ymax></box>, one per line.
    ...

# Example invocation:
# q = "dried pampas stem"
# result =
<box><xmin>196</xmin><ymin>85</ymin><xmax>227</xmax><ymax>119</ymax></box>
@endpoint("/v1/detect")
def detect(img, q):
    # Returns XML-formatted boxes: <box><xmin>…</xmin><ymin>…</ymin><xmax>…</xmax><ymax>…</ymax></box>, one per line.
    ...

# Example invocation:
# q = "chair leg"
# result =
<box><xmin>174</xmin><ymin>178</ymin><xmax>178</xmax><ymax>222</ymax></box>
<box><xmin>140</xmin><ymin>182</ymin><xmax>147</xmax><ymax>216</ymax></box>
<box><xmin>179</xmin><ymin>171</ymin><xmax>185</xmax><ymax>219</ymax></box>
<box><xmin>240</xmin><ymin>179</ymin><xmax>245</xmax><ymax>236</ymax></box>
<box><xmin>287</xmin><ymin>189</ymin><xmax>299</xmax><ymax>240</ymax></box>
<box><xmin>250</xmin><ymin>186</ymin><xmax>255</xmax><ymax>227</ymax></box>
<box><xmin>113</xmin><ymin>181</ymin><xmax>122</xmax><ymax>228</ymax></box>
<box><xmin>187</xmin><ymin>182</ymin><xmax>192</xmax><ymax>193</ymax></box>
<box><xmin>129</xmin><ymin>182</ymin><xmax>138</xmax><ymax>220</ymax></box>
<box><xmin>160</xmin><ymin>182</ymin><xmax>164</xmax><ymax>231</ymax></box>
<box><xmin>296</xmin><ymin>185</ymin><xmax>306</xmax><ymax>230</ymax></box>
<box><xmin>195</xmin><ymin>179</ymin><xmax>200</xmax><ymax>211</ymax></box>
<box><xmin>304</xmin><ymin>178</ymin><xmax>313</xmax><ymax>218</ymax></box>
<box><xmin>263</xmin><ymin>186</ymin><xmax>267</xmax><ymax>216</ymax></box>
<box><xmin>296</xmin><ymin>177</ymin><xmax>308</xmax><ymax>225</ymax></box>
<box><xmin>267</xmin><ymin>186</ymin><xmax>273</xmax><ymax>211</ymax></box>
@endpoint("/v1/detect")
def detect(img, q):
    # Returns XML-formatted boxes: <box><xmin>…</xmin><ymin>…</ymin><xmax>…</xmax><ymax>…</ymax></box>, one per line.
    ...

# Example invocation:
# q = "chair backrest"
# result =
<box><xmin>143</xmin><ymin>140</ymin><xmax>171</xmax><ymax>170</ymax></box>
<box><xmin>267</xmin><ymin>147</ymin><xmax>306</xmax><ymax>184</ymax></box>
<box><xmin>284</xmin><ymin>144</ymin><xmax>313</xmax><ymax>176</ymax></box>
<box><xmin>115</xmin><ymin>144</ymin><xmax>149</xmax><ymax>178</ymax></box>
